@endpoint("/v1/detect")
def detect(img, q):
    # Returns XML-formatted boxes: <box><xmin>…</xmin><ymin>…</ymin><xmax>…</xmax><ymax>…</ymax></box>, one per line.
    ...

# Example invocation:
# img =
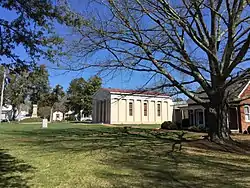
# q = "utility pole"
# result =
<box><xmin>0</xmin><ymin>67</ymin><xmax>6</xmax><ymax>123</ymax></box>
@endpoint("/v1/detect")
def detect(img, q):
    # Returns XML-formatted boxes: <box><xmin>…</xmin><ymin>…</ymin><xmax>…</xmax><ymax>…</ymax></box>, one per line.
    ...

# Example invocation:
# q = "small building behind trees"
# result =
<box><xmin>52</xmin><ymin>111</ymin><xmax>64</xmax><ymax>121</ymax></box>
<box><xmin>92</xmin><ymin>88</ymin><xmax>173</xmax><ymax>124</ymax></box>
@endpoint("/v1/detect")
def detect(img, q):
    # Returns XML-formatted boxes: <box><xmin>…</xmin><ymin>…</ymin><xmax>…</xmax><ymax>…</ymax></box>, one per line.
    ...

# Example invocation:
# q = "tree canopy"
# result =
<box><xmin>38</xmin><ymin>84</ymin><xmax>66</xmax><ymax>120</ymax></box>
<box><xmin>28</xmin><ymin>65</ymin><xmax>50</xmax><ymax>104</ymax></box>
<box><xmin>0</xmin><ymin>0</ymin><xmax>80</xmax><ymax>69</ymax></box>
<box><xmin>67</xmin><ymin>76</ymin><xmax>102</xmax><ymax>116</ymax></box>
<box><xmin>1</xmin><ymin>64</ymin><xmax>50</xmax><ymax>119</ymax></box>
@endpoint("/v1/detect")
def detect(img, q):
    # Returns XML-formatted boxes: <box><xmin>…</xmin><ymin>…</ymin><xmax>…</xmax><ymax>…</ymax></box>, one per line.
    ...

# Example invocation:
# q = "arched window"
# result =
<box><xmin>244</xmin><ymin>105</ymin><xmax>250</xmax><ymax>122</ymax></box>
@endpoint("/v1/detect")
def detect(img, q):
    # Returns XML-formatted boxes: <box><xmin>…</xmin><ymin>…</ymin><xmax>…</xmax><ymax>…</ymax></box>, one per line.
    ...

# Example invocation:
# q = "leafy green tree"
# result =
<box><xmin>38</xmin><ymin>106</ymin><xmax>51</xmax><ymax>119</ymax></box>
<box><xmin>38</xmin><ymin>84</ymin><xmax>65</xmax><ymax>121</ymax></box>
<box><xmin>2</xmin><ymin>65</ymin><xmax>50</xmax><ymax>120</ymax></box>
<box><xmin>82</xmin><ymin>76</ymin><xmax>102</xmax><ymax>116</ymax></box>
<box><xmin>67</xmin><ymin>78</ymin><xmax>86</xmax><ymax>116</ymax></box>
<box><xmin>0</xmin><ymin>0</ymin><xmax>80</xmax><ymax>68</ymax></box>
<box><xmin>28</xmin><ymin>65</ymin><xmax>50</xmax><ymax>104</ymax></box>
<box><xmin>67</xmin><ymin>76</ymin><xmax>102</xmax><ymax>117</ymax></box>
<box><xmin>4</xmin><ymin>72</ymin><xmax>29</xmax><ymax>120</ymax></box>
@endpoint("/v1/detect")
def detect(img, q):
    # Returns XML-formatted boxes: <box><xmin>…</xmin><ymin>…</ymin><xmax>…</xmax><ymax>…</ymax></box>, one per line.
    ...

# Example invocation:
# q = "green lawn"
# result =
<box><xmin>1</xmin><ymin>123</ymin><xmax>250</xmax><ymax>188</ymax></box>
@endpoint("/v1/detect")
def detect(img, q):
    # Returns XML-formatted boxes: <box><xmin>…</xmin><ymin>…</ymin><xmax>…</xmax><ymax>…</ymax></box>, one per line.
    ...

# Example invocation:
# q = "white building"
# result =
<box><xmin>52</xmin><ymin>111</ymin><xmax>64</xmax><ymax>121</ymax></box>
<box><xmin>0</xmin><ymin>105</ymin><xmax>13</xmax><ymax>121</ymax></box>
<box><xmin>92</xmin><ymin>88</ymin><xmax>173</xmax><ymax>124</ymax></box>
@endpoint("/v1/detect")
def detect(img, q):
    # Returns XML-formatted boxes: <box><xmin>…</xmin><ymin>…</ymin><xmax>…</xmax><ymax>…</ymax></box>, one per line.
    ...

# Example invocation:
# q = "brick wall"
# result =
<box><xmin>239</xmin><ymin>82</ymin><xmax>250</xmax><ymax>132</ymax></box>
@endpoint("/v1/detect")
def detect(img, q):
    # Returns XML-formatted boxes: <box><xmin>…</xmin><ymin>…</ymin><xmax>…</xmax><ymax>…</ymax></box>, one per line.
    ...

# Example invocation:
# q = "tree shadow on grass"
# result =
<box><xmin>3</xmin><ymin>127</ymin><xmax>250</xmax><ymax>188</ymax></box>
<box><xmin>0</xmin><ymin>149</ymin><xmax>34</xmax><ymax>188</ymax></box>
<box><xmin>97</xmin><ymin>151</ymin><xmax>250</xmax><ymax>188</ymax></box>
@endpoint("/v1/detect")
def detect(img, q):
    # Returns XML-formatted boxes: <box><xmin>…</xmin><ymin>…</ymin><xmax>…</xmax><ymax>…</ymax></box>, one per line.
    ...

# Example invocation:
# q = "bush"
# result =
<box><xmin>161</xmin><ymin>121</ymin><xmax>178</xmax><ymax>130</ymax></box>
<box><xmin>19</xmin><ymin>117</ymin><xmax>42</xmax><ymax>123</ymax></box>
<box><xmin>188</xmin><ymin>125</ymin><xmax>208</xmax><ymax>133</ymax></box>
<box><xmin>247</xmin><ymin>126</ymin><xmax>250</xmax><ymax>134</ymax></box>
<box><xmin>182</xmin><ymin>119</ymin><xmax>190</xmax><ymax>128</ymax></box>
<box><xmin>65</xmin><ymin>114</ymin><xmax>75</xmax><ymax>121</ymax></box>
<box><xmin>176</xmin><ymin>122</ymin><xmax>182</xmax><ymax>129</ymax></box>
<box><xmin>188</xmin><ymin>125</ymin><xmax>201</xmax><ymax>132</ymax></box>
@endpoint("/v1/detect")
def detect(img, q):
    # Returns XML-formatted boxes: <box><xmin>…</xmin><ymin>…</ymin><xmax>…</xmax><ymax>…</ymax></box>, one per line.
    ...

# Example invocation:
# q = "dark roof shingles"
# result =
<box><xmin>187</xmin><ymin>80</ymin><xmax>249</xmax><ymax>104</ymax></box>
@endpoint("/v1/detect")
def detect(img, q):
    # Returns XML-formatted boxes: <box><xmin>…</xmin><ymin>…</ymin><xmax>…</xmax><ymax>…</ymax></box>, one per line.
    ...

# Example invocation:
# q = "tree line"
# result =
<box><xmin>0</xmin><ymin>65</ymin><xmax>102</xmax><ymax>121</ymax></box>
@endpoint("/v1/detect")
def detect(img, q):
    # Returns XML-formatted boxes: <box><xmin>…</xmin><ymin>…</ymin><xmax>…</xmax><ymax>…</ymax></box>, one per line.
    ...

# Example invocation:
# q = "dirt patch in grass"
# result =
<box><xmin>185</xmin><ymin>138</ymin><xmax>250</xmax><ymax>155</ymax></box>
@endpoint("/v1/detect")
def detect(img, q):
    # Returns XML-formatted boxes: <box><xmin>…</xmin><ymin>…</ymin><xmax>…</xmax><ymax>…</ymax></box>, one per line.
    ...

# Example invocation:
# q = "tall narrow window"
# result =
<box><xmin>144</xmin><ymin>103</ymin><xmax>148</xmax><ymax>116</ymax></box>
<box><xmin>189</xmin><ymin>110</ymin><xmax>194</xmax><ymax>125</ymax></box>
<box><xmin>198</xmin><ymin>111</ymin><xmax>204</xmax><ymax>124</ymax></box>
<box><xmin>157</xmin><ymin>103</ymin><xmax>161</xmax><ymax>117</ymax></box>
<box><xmin>244</xmin><ymin>106</ymin><xmax>250</xmax><ymax>122</ymax></box>
<box><xmin>129</xmin><ymin>102</ymin><xmax>133</xmax><ymax>116</ymax></box>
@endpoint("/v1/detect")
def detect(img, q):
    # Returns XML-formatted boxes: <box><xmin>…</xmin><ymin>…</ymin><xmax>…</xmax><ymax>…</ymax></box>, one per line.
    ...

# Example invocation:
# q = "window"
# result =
<box><xmin>129</xmin><ymin>102</ymin><xmax>133</xmax><ymax>116</ymax></box>
<box><xmin>244</xmin><ymin>106</ymin><xmax>250</xmax><ymax>122</ymax></box>
<box><xmin>198</xmin><ymin>111</ymin><xmax>204</xmax><ymax>125</ymax></box>
<box><xmin>157</xmin><ymin>104</ymin><xmax>161</xmax><ymax>117</ymax></box>
<box><xmin>189</xmin><ymin>110</ymin><xmax>194</xmax><ymax>125</ymax></box>
<box><xmin>144</xmin><ymin>103</ymin><xmax>148</xmax><ymax>116</ymax></box>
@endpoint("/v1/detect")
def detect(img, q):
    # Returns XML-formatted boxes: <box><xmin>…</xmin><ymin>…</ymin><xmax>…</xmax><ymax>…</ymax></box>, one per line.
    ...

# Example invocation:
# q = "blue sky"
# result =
<box><xmin>0</xmin><ymin>1</ymin><xmax>150</xmax><ymax>91</ymax></box>
<box><xmin>2</xmin><ymin>1</ymin><xmax>248</xmax><ymax>99</ymax></box>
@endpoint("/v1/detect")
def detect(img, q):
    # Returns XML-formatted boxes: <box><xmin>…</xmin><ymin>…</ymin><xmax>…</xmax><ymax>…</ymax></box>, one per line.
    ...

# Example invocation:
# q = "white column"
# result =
<box><xmin>133</xmin><ymin>100</ymin><xmax>135</xmax><ymax>122</ymax></box>
<box><xmin>141</xmin><ymin>100</ymin><xmax>143</xmax><ymax>123</ymax></box>
<box><xmin>161</xmin><ymin>101</ymin><xmax>163</xmax><ymax>122</ymax></box>
<box><xmin>166</xmin><ymin>102</ymin><xmax>169</xmax><ymax>121</ymax></box>
<box><xmin>154</xmin><ymin>101</ymin><xmax>157</xmax><ymax>122</ymax></box>
<box><xmin>107</xmin><ymin>99</ymin><xmax>110</xmax><ymax>124</ymax></box>
<box><xmin>98</xmin><ymin>100</ymin><xmax>102</xmax><ymax>123</ymax></box>
<box><xmin>147</xmin><ymin>101</ymin><xmax>150</xmax><ymax>122</ymax></box>
<box><xmin>96</xmin><ymin>101</ymin><xmax>98</xmax><ymax>122</ymax></box>
<box><xmin>92</xmin><ymin>101</ymin><xmax>96</xmax><ymax>122</ymax></box>
<box><xmin>125</xmin><ymin>99</ymin><xmax>128</xmax><ymax>122</ymax></box>
<box><xmin>117</xmin><ymin>99</ymin><xmax>120</xmax><ymax>123</ymax></box>
<box><xmin>101</xmin><ymin>100</ymin><xmax>104</xmax><ymax>123</ymax></box>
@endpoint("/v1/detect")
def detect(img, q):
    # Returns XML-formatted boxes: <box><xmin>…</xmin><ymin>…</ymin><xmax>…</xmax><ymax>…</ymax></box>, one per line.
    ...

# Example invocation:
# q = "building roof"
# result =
<box><xmin>187</xmin><ymin>80</ymin><xmax>249</xmax><ymax>104</ymax></box>
<box><xmin>102</xmin><ymin>88</ymin><xmax>169</xmax><ymax>97</ymax></box>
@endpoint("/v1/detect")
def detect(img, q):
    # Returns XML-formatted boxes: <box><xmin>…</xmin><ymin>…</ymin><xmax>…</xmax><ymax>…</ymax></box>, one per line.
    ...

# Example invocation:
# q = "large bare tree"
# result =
<box><xmin>67</xmin><ymin>0</ymin><xmax>250</xmax><ymax>141</ymax></box>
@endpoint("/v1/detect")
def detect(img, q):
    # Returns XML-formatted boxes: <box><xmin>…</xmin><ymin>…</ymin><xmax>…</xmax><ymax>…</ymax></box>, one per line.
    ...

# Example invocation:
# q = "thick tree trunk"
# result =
<box><xmin>206</xmin><ymin>96</ymin><xmax>231</xmax><ymax>142</ymax></box>
<box><xmin>11</xmin><ymin>105</ymin><xmax>17</xmax><ymax>121</ymax></box>
<box><xmin>50</xmin><ymin>106</ymin><xmax>53</xmax><ymax>123</ymax></box>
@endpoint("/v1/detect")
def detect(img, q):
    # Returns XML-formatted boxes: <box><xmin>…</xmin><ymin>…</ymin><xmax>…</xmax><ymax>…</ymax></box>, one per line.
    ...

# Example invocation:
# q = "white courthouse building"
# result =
<box><xmin>92</xmin><ymin>88</ymin><xmax>173</xmax><ymax>124</ymax></box>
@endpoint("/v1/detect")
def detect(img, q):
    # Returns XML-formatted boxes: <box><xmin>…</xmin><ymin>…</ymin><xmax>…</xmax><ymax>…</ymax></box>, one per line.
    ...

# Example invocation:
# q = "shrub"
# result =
<box><xmin>65</xmin><ymin>114</ymin><xmax>75</xmax><ymax>121</ymax></box>
<box><xmin>188</xmin><ymin>125</ymin><xmax>200</xmax><ymax>132</ymax></box>
<box><xmin>161</xmin><ymin>121</ymin><xmax>178</xmax><ymax>130</ymax></box>
<box><xmin>20</xmin><ymin>117</ymin><xmax>42</xmax><ymax>123</ymax></box>
<box><xmin>182</xmin><ymin>119</ymin><xmax>190</xmax><ymax>128</ymax></box>
<box><xmin>176</xmin><ymin>122</ymin><xmax>182</xmax><ymax>129</ymax></box>
<box><xmin>247</xmin><ymin>126</ymin><xmax>250</xmax><ymax>134</ymax></box>
<box><xmin>188</xmin><ymin>125</ymin><xmax>208</xmax><ymax>133</ymax></box>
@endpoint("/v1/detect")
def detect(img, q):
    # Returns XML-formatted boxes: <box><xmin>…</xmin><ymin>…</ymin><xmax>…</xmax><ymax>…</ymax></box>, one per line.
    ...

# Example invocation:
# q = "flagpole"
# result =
<box><xmin>0</xmin><ymin>67</ymin><xmax>6</xmax><ymax>123</ymax></box>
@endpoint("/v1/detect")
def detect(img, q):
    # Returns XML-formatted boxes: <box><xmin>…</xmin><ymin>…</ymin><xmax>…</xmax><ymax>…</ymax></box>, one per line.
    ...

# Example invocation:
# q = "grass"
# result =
<box><xmin>0</xmin><ymin>123</ymin><xmax>250</xmax><ymax>188</ymax></box>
